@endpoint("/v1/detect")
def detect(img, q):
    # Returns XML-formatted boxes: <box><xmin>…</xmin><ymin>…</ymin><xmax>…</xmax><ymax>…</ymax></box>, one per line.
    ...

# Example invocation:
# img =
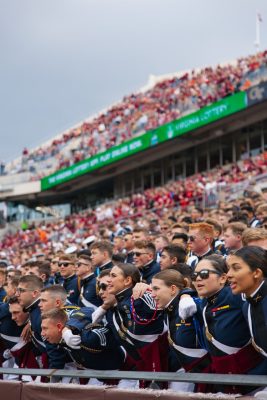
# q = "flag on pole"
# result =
<box><xmin>257</xmin><ymin>12</ymin><xmax>263</xmax><ymax>23</ymax></box>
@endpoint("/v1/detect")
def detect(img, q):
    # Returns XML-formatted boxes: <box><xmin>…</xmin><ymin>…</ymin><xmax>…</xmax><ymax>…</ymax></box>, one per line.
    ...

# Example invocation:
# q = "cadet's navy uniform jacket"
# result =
<box><xmin>78</xmin><ymin>273</ymin><xmax>102</xmax><ymax>309</ymax></box>
<box><xmin>53</xmin><ymin>272</ymin><xmax>64</xmax><ymax>285</ymax></box>
<box><xmin>199</xmin><ymin>285</ymin><xmax>267</xmax><ymax>376</ymax></box>
<box><xmin>106</xmin><ymin>288</ymin><xmax>166</xmax><ymax>360</ymax></box>
<box><xmin>165</xmin><ymin>293</ymin><xmax>207</xmax><ymax>372</ymax></box>
<box><xmin>139</xmin><ymin>260</ymin><xmax>160</xmax><ymax>284</ymax></box>
<box><xmin>25</xmin><ymin>299</ymin><xmax>66</xmax><ymax>369</ymax></box>
<box><xmin>63</xmin><ymin>274</ymin><xmax>80</xmax><ymax>305</ymax></box>
<box><xmin>62</xmin><ymin>307</ymin><xmax>125</xmax><ymax>370</ymax></box>
<box><xmin>201</xmin><ymin>286</ymin><xmax>251</xmax><ymax>356</ymax></box>
<box><xmin>125</xmin><ymin>252</ymin><xmax>134</xmax><ymax>264</ymax></box>
<box><xmin>243</xmin><ymin>280</ymin><xmax>267</xmax><ymax>358</ymax></box>
<box><xmin>94</xmin><ymin>261</ymin><xmax>113</xmax><ymax>277</ymax></box>
<box><xmin>0</xmin><ymin>302</ymin><xmax>25</xmax><ymax>350</ymax></box>
<box><xmin>187</xmin><ymin>249</ymin><xmax>214</xmax><ymax>270</ymax></box>
<box><xmin>0</xmin><ymin>287</ymin><xmax>6</xmax><ymax>303</ymax></box>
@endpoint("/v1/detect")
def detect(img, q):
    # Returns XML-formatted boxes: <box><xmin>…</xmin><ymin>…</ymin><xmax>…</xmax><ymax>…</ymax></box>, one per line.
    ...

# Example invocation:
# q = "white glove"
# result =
<box><xmin>62</xmin><ymin>328</ymin><xmax>81</xmax><ymax>349</ymax></box>
<box><xmin>179</xmin><ymin>296</ymin><xmax>197</xmax><ymax>320</ymax></box>
<box><xmin>3</xmin><ymin>349</ymin><xmax>12</xmax><ymax>360</ymax></box>
<box><xmin>92</xmin><ymin>306</ymin><xmax>107</xmax><ymax>324</ymax></box>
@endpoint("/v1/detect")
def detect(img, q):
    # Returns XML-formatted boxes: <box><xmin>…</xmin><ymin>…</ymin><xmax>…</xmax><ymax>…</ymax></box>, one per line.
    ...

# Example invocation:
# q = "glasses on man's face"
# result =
<box><xmin>133</xmin><ymin>252</ymin><xmax>148</xmax><ymax>257</ymax></box>
<box><xmin>98</xmin><ymin>283</ymin><xmax>108</xmax><ymax>291</ymax></box>
<box><xmin>76</xmin><ymin>261</ymin><xmax>90</xmax><ymax>268</ymax></box>
<box><xmin>51</xmin><ymin>260</ymin><xmax>58</xmax><ymax>264</ymax></box>
<box><xmin>191</xmin><ymin>269</ymin><xmax>221</xmax><ymax>281</ymax></box>
<box><xmin>188</xmin><ymin>236</ymin><xmax>196</xmax><ymax>242</ymax></box>
<box><xmin>16</xmin><ymin>287</ymin><xmax>34</xmax><ymax>294</ymax></box>
<box><xmin>58</xmin><ymin>262</ymin><xmax>72</xmax><ymax>268</ymax></box>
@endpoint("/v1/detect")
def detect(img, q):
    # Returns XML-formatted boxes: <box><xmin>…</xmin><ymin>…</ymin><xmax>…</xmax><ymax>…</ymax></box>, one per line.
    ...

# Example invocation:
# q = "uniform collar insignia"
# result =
<box><xmin>24</xmin><ymin>298</ymin><xmax>40</xmax><ymax>313</ymax></box>
<box><xmin>64</xmin><ymin>274</ymin><xmax>76</xmax><ymax>283</ymax></box>
<box><xmin>115</xmin><ymin>287</ymin><xmax>132</xmax><ymax>303</ymax></box>
<box><xmin>81</xmin><ymin>273</ymin><xmax>94</xmax><ymax>285</ymax></box>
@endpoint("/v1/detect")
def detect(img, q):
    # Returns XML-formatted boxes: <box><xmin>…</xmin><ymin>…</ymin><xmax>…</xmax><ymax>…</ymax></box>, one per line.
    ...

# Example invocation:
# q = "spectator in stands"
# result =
<box><xmin>76</xmin><ymin>253</ymin><xmax>101</xmax><ymax>309</ymax></box>
<box><xmin>240</xmin><ymin>205</ymin><xmax>260</xmax><ymax>228</ymax></box>
<box><xmin>159</xmin><ymin>245</ymin><xmax>187</xmax><ymax>270</ymax></box>
<box><xmin>58</xmin><ymin>255</ymin><xmax>80</xmax><ymax>305</ymax></box>
<box><xmin>133</xmin><ymin>240</ymin><xmax>160</xmax><ymax>283</ymax></box>
<box><xmin>17</xmin><ymin>275</ymin><xmax>66</xmax><ymax>373</ymax></box>
<box><xmin>90</xmin><ymin>241</ymin><xmax>113</xmax><ymax>276</ymax></box>
<box><xmin>0</xmin><ymin>269</ymin><xmax>7</xmax><ymax>302</ymax></box>
<box><xmin>242</xmin><ymin>227</ymin><xmax>267</xmax><ymax>250</ymax></box>
<box><xmin>28</xmin><ymin>261</ymin><xmax>51</xmax><ymax>287</ymax></box>
<box><xmin>256</xmin><ymin>203</ymin><xmax>267</xmax><ymax>224</ymax></box>
<box><xmin>222</xmin><ymin>222</ymin><xmax>247</xmax><ymax>253</ymax></box>
<box><xmin>205</xmin><ymin>218</ymin><xmax>227</xmax><ymax>256</ymax></box>
<box><xmin>113</xmin><ymin>236</ymin><xmax>125</xmax><ymax>255</ymax></box>
<box><xmin>187</xmin><ymin>223</ymin><xmax>214</xmax><ymax>268</ymax></box>
<box><xmin>171</xmin><ymin>233</ymin><xmax>188</xmax><ymax>249</ymax></box>
<box><xmin>132</xmin><ymin>227</ymin><xmax>149</xmax><ymax>242</ymax></box>
<box><xmin>39</xmin><ymin>285</ymin><xmax>69</xmax><ymax>314</ymax></box>
<box><xmin>154</xmin><ymin>235</ymin><xmax>169</xmax><ymax>258</ymax></box>
<box><xmin>123</xmin><ymin>232</ymin><xmax>135</xmax><ymax>264</ymax></box>
<box><xmin>191</xmin><ymin>254</ymin><xmax>267</xmax><ymax>394</ymax></box>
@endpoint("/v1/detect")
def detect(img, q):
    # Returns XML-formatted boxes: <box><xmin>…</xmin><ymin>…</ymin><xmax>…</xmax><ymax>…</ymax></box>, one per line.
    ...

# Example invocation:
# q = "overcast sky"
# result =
<box><xmin>1</xmin><ymin>0</ymin><xmax>267</xmax><ymax>162</ymax></box>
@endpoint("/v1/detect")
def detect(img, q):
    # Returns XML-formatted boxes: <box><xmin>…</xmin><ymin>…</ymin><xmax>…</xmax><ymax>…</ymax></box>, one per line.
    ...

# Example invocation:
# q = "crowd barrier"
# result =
<box><xmin>0</xmin><ymin>368</ymin><xmax>266</xmax><ymax>400</ymax></box>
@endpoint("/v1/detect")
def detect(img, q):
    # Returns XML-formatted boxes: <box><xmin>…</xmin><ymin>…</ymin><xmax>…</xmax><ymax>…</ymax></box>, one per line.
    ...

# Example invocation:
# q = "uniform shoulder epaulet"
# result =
<box><xmin>83</xmin><ymin>322</ymin><xmax>103</xmax><ymax>331</ymax></box>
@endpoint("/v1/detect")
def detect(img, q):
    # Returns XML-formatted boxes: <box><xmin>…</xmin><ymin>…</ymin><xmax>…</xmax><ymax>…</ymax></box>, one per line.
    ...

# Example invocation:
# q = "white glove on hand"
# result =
<box><xmin>179</xmin><ymin>296</ymin><xmax>197</xmax><ymax>320</ymax></box>
<box><xmin>62</xmin><ymin>329</ymin><xmax>81</xmax><ymax>349</ymax></box>
<box><xmin>92</xmin><ymin>306</ymin><xmax>107</xmax><ymax>324</ymax></box>
<box><xmin>3</xmin><ymin>349</ymin><xmax>12</xmax><ymax>360</ymax></box>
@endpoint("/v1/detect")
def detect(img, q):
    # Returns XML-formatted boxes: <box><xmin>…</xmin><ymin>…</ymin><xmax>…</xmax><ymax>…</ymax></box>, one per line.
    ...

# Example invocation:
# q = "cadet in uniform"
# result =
<box><xmin>227</xmin><ymin>246</ymin><xmax>267</xmax><ymax>361</ymax></box>
<box><xmin>90</xmin><ymin>241</ymin><xmax>114</xmax><ymax>277</ymax></box>
<box><xmin>151</xmin><ymin>269</ymin><xmax>208</xmax><ymax>392</ymax></box>
<box><xmin>105</xmin><ymin>263</ymin><xmax>167</xmax><ymax>386</ymax></box>
<box><xmin>16</xmin><ymin>275</ymin><xmax>66</xmax><ymax>376</ymax></box>
<box><xmin>191</xmin><ymin>254</ymin><xmax>267</xmax><ymax>394</ymax></box>
<box><xmin>41</xmin><ymin>307</ymin><xmax>125</xmax><ymax>373</ymax></box>
<box><xmin>58</xmin><ymin>255</ymin><xmax>80</xmax><ymax>305</ymax></box>
<box><xmin>75</xmin><ymin>254</ymin><xmax>101</xmax><ymax>309</ymax></box>
<box><xmin>132</xmin><ymin>241</ymin><xmax>160</xmax><ymax>284</ymax></box>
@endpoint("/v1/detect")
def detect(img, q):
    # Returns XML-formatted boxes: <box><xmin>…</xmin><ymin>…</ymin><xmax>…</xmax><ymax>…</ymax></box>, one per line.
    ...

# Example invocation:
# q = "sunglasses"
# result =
<box><xmin>188</xmin><ymin>236</ymin><xmax>196</xmax><ymax>242</ymax></box>
<box><xmin>76</xmin><ymin>261</ymin><xmax>90</xmax><ymax>268</ymax></box>
<box><xmin>191</xmin><ymin>269</ymin><xmax>221</xmax><ymax>281</ymax></box>
<box><xmin>98</xmin><ymin>283</ymin><xmax>108</xmax><ymax>291</ymax></box>
<box><xmin>58</xmin><ymin>262</ymin><xmax>72</xmax><ymax>267</ymax></box>
<box><xmin>133</xmin><ymin>252</ymin><xmax>149</xmax><ymax>257</ymax></box>
<box><xmin>16</xmin><ymin>287</ymin><xmax>35</xmax><ymax>294</ymax></box>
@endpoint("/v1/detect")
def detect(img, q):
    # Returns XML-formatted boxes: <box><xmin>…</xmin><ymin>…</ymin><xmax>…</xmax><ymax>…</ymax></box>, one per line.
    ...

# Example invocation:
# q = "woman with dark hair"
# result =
<box><xmin>187</xmin><ymin>254</ymin><xmax>266</xmax><ymax>394</ymax></box>
<box><xmin>151</xmin><ymin>269</ymin><xmax>208</xmax><ymax>392</ymax></box>
<box><xmin>227</xmin><ymin>246</ymin><xmax>267</xmax><ymax>358</ymax></box>
<box><xmin>106</xmin><ymin>263</ymin><xmax>168</xmax><ymax>386</ymax></box>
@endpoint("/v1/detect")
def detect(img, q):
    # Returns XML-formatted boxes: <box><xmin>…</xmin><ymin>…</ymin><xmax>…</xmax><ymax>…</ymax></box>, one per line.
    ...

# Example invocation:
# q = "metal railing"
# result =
<box><xmin>0</xmin><ymin>367</ymin><xmax>266</xmax><ymax>388</ymax></box>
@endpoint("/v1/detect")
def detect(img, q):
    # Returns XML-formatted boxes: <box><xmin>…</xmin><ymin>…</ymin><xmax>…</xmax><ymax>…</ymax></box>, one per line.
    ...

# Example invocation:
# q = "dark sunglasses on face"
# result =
<box><xmin>191</xmin><ymin>269</ymin><xmax>221</xmax><ymax>281</ymax></box>
<box><xmin>58</xmin><ymin>262</ymin><xmax>72</xmax><ymax>267</ymax></box>
<box><xmin>133</xmin><ymin>252</ymin><xmax>148</xmax><ymax>257</ymax></box>
<box><xmin>76</xmin><ymin>261</ymin><xmax>90</xmax><ymax>267</ymax></box>
<box><xmin>98</xmin><ymin>283</ymin><xmax>108</xmax><ymax>291</ymax></box>
<box><xmin>188</xmin><ymin>236</ymin><xmax>196</xmax><ymax>242</ymax></box>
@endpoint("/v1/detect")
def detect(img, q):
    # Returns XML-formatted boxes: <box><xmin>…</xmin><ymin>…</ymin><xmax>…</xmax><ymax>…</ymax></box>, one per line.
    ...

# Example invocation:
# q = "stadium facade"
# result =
<box><xmin>1</xmin><ymin>81</ymin><xmax>267</xmax><ymax>221</ymax></box>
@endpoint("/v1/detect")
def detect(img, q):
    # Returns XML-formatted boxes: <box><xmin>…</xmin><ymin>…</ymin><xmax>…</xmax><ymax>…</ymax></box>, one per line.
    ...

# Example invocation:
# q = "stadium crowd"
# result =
<box><xmin>1</xmin><ymin>150</ymin><xmax>266</xmax><ymax>266</ymax></box>
<box><xmin>0</xmin><ymin>156</ymin><xmax>267</xmax><ymax>394</ymax></box>
<box><xmin>0</xmin><ymin>48</ymin><xmax>267</xmax><ymax>395</ymax></box>
<box><xmin>5</xmin><ymin>50</ymin><xmax>267</xmax><ymax>180</ymax></box>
